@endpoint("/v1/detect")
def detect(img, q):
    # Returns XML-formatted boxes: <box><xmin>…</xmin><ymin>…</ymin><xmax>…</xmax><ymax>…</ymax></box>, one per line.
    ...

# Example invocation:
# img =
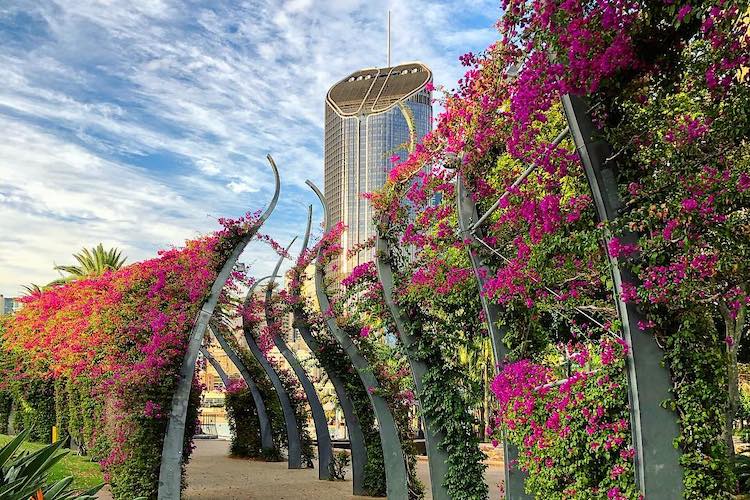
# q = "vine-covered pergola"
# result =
<box><xmin>1</xmin><ymin>2</ymin><xmax>747</xmax><ymax>500</ymax></box>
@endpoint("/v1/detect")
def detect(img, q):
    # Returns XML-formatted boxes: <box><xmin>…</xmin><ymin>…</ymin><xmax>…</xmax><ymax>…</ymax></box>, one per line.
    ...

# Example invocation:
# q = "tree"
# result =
<box><xmin>52</xmin><ymin>243</ymin><xmax>127</xmax><ymax>284</ymax></box>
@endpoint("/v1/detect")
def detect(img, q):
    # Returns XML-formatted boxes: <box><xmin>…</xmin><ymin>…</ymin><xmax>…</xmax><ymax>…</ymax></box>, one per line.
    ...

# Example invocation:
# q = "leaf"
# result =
<box><xmin>0</xmin><ymin>429</ymin><xmax>31</xmax><ymax>468</ymax></box>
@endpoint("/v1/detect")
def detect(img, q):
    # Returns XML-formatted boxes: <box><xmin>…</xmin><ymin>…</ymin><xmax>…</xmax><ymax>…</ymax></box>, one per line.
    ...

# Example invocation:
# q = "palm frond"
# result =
<box><xmin>52</xmin><ymin>243</ymin><xmax>128</xmax><ymax>282</ymax></box>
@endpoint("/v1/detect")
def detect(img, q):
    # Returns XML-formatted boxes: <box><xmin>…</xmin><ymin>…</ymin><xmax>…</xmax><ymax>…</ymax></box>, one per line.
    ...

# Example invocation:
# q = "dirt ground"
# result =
<box><xmin>97</xmin><ymin>439</ymin><xmax>504</xmax><ymax>499</ymax></box>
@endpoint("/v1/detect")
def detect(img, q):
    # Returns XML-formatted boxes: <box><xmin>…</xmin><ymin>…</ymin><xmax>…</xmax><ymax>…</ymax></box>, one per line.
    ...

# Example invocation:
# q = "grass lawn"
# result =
<box><xmin>0</xmin><ymin>434</ymin><xmax>104</xmax><ymax>492</ymax></box>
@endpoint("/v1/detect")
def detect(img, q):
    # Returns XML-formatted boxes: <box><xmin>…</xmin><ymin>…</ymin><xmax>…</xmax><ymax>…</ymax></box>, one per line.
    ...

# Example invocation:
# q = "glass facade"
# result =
<box><xmin>324</xmin><ymin>63</ymin><xmax>433</xmax><ymax>279</ymax></box>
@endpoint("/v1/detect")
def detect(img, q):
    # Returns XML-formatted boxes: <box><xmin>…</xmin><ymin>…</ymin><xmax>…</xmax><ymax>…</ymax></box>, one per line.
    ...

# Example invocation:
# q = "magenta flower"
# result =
<box><xmin>681</xmin><ymin>198</ymin><xmax>698</xmax><ymax>211</ymax></box>
<box><xmin>676</xmin><ymin>4</ymin><xmax>692</xmax><ymax>23</ymax></box>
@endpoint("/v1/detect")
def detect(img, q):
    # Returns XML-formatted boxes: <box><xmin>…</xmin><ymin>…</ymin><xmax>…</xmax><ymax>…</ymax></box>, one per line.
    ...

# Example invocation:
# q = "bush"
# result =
<box><xmin>328</xmin><ymin>450</ymin><xmax>350</xmax><ymax>481</ymax></box>
<box><xmin>0</xmin><ymin>390</ymin><xmax>11</xmax><ymax>434</ymax></box>
<box><xmin>0</xmin><ymin>429</ymin><xmax>103</xmax><ymax>500</ymax></box>
<box><xmin>225</xmin><ymin>384</ymin><xmax>263</xmax><ymax>459</ymax></box>
<box><xmin>12</xmin><ymin>379</ymin><xmax>56</xmax><ymax>443</ymax></box>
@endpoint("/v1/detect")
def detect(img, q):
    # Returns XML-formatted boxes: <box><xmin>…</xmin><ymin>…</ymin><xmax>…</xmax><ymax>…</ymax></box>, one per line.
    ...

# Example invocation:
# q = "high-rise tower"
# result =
<box><xmin>324</xmin><ymin>62</ymin><xmax>432</xmax><ymax>277</ymax></box>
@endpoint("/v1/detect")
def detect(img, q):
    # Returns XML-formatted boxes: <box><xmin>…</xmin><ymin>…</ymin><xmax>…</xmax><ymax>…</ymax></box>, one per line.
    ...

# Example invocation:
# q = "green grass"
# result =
<box><xmin>0</xmin><ymin>434</ymin><xmax>105</xmax><ymax>492</ymax></box>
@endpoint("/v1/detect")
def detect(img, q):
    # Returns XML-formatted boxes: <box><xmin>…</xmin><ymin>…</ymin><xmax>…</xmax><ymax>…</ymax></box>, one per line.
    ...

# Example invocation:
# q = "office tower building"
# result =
<box><xmin>324</xmin><ymin>62</ymin><xmax>432</xmax><ymax>277</ymax></box>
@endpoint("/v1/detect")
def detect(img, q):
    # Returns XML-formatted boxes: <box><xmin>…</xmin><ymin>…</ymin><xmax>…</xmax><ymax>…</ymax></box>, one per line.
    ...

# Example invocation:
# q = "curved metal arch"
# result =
<box><xmin>291</xmin><ymin>205</ymin><xmax>368</xmax><ymax>494</ymax></box>
<box><xmin>374</xmin><ymin>232</ymin><xmax>450</xmax><ymax>500</ymax></box>
<box><xmin>307</xmin><ymin>180</ymin><xmax>410</xmax><ymax>500</ymax></box>
<box><xmin>158</xmin><ymin>154</ymin><xmax>281</xmax><ymax>499</ymax></box>
<box><xmin>456</xmin><ymin>176</ymin><xmax>531</xmax><ymax>500</ymax></box>
<box><xmin>200</xmin><ymin>346</ymin><xmax>230</xmax><ymax>388</ymax></box>
<box><xmin>208</xmin><ymin>325</ymin><xmax>275</xmax><ymax>452</ymax></box>
<box><xmin>243</xmin><ymin>276</ymin><xmax>304</xmax><ymax>469</ymax></box>
<box><xmin>265</xmin><ymin>236</ymin><xmax>334</xmax><ymax>479</ymax></box>
<box><xmin>561</xmin><ymin>94</ymin><xmax>682</xmax><ymax>497</ymax></box>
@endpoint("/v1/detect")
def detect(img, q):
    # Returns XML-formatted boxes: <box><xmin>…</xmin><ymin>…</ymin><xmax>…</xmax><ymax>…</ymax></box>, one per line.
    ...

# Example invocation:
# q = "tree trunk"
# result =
<box><xmin>721</xmin><ymin>284</ymin><xmax>748</xmax><ymax>466</ymax></box>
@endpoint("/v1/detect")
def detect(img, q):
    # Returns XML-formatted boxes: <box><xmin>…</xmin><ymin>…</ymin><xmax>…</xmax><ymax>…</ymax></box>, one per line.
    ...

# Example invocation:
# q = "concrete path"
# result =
<box><xmin>97</xmin><ymin>439</ymin><xmax>504</xmax><ymax>499</ymax></box>
<box><xmin>183</xmin><ymin>439</ymin><xmax>504</xmax><ymax>500</ymax></box>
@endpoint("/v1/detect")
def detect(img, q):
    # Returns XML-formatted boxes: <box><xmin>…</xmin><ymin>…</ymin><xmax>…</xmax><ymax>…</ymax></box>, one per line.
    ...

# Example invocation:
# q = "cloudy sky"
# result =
<box><xmin>0</xmin><ymin>0</ymin><xmax>500</xmax><ymax>296</ymax></box>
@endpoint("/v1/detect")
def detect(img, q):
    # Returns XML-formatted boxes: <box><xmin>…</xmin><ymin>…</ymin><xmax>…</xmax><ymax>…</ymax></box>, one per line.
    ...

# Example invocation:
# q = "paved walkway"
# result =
<box><xmin>183</xmin><ymin>439</ymin><xmax>504</xmax><ymax>499</ymax></box>
<box><xmin>97</xmin><ymin>439</ymin><xmax>504</xmax><ymax>499</ymax></box>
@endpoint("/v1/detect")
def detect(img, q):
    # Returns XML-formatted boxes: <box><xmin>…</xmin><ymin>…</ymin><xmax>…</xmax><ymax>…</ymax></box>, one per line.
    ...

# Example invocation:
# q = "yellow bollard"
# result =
<box><xmin>51</xmin><ymin>425</ymin><xmax>58</xmax><ymax>443</ymax></box>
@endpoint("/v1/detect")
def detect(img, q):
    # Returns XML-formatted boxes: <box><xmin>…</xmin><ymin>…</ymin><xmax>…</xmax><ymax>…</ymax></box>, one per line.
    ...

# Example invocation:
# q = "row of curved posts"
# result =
<box><xmin>289</xmin><ymin>206</ymin><xmax>369</xmax><ymax>494</ymax></box>
<box><xmin>560</xmin><ymin>94</ymin><xmax>683</xmax><ymax>497</ymax></box>
<box><xmin>374</xmin><ymin>230</ymin><xmax>450</xmax><ymax>500</ymax></box>
<box><xmin>200</xmin><ymin>347</ymin><xmax>230</xmax><ymax>388</ymax></box>
<box><xmin>158</xmin><ymin>154</ymin><xmax>281</xmax><ymax>500</ymax></box>
<box><xmin>209</xmin><ymin>324</ymin><xmax>275</xmax><ymax>452</ymax></box>
<box><xmin>242</xmin><ymin>276</ymin><xmax>304</xmax><ymax>469</ymax></box>
<box><xmin>307</xmin><ymin>180</ymin><xmax>411</xmax><ymax>500</ymax></box>
<box><xmin>455</xmin><ymin>177</ymin><xmax>530</xmax><ymax>500</ymax></box>
<box><xmin>264</xmin><ymin>237</ymin><xmax>334</xmax><ymax>479</ymax></box>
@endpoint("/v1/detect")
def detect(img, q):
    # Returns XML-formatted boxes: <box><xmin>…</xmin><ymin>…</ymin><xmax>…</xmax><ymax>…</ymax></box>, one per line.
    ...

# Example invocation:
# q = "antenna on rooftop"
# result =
<box><xmin>387</xmin><ymin>10</ymin><xmax>391</xmax><ymax>68</ymax></box>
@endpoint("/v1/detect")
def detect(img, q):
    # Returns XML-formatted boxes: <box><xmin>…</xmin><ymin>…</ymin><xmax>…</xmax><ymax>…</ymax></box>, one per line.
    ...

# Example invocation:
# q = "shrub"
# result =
<box><xmin>328</xmin><ymin>450</ymin><xmax>350</xmax><ymax>481</ymax></box>
<box><xmin>225</xmin><ymin>383</ymin><xmax>263</xmax><ymax>459</ymax></box>
<box><xmin>0</xmin><ymin>429</ymin><xmax>103</xmax><ymax>500</ymax></box>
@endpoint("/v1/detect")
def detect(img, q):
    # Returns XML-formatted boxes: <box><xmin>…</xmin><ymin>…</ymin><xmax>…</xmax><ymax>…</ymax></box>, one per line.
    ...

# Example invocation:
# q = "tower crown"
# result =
<box><xmin>326</xmin><ymin>62</ymin><xmax>432</xmax><ymax>117</ymax></box>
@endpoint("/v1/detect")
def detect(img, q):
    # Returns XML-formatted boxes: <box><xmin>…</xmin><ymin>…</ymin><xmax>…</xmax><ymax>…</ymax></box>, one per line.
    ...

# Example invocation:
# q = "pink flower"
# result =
<box><xmin>610</xmin><ymin>465</ymin><xmax>625</xmax><ymax>478</ymax></box>
<box><xmin>681</xmin><ymin>198</ymin><xmax>698</xmax><ymax>211</ymax></box>
<box><xmin>637</xmin><ymin>319</ymin><xmax>655</xmax><ymax>331</ymax></box>
<box><xmin>676</xmin><ymin>4</ymin><xmax>692</xmax><ymax>22</ymax></box>
<box><xmin>607</xmin><ymin>237</ymin><xmax>637</xmax><ymax>258</ymax></box>
<box><xmin>662</xmin><ymin>219</ymin><xmax>679</xmax><ymax>240</ymax></box>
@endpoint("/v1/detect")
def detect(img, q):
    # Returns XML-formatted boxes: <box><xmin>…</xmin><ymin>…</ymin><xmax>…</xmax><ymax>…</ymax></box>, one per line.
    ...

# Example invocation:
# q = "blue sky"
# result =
<box><xmin>0</xmin><ymin>0</ymin><xmax>500</xmax><ymax>296</ymax></box>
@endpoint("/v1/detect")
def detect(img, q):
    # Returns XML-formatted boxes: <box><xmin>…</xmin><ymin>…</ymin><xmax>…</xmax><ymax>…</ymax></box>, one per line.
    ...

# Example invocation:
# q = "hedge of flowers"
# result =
<box><xmin>364</xmin><ymin>0</ymin><xmax>749</xmax><ymax>498</ymax></box>
<box><xmin>0</xmin><ymin>212</ymin><xmax>263</xmax><ymax>499</ymax></box>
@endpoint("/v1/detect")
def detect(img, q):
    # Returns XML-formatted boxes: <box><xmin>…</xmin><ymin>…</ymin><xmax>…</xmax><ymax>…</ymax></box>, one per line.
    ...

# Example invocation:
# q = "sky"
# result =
<box><xmin>0</xmin><ymin>0</ymin><xmax>500</xmax><ymax>296</ymax></box>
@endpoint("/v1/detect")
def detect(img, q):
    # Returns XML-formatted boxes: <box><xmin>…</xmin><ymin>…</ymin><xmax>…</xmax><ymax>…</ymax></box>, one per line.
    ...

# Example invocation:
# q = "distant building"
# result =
<box><xmin>0</xmin><ymin>295</ymin><xmax>22</xmax><ymax>315</ymax></box>
<box><xmin>198</xmin><ymin>343</ymin><xmax>242</xmax><ymax>439</ymax></box>
<box><xmin>324</xmin><ymin>62</ymin><xmax>433</xmax><ymax>277</ymax></box>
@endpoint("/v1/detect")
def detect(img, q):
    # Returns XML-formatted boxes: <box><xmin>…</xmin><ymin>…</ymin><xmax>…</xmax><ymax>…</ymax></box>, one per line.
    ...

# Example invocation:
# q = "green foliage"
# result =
<box><xmin>107</xmin><ymin>379</ymin><xmax>201</xmax><ymax>500</ymax></box>
<box><xmin>51</xmin><ymin>243</ymin><xmax>127</xmax><ymax>285</ymax></box>
<box><xmin>663</xmin><ymin>312</ymin><xmax>734</xmax><ymax>498</ymax></box>
<box><xmin>0</xmin><ymin>429</ymin><xmax>103</xmax><ymax>500</ymax></box>
<box><xmin>54</xmin><ymin>379</ymin><xmax>69</xmax><ymax>445</ymax></box>
<box><xmin>12</xmin><ymin>380</ymin><xmax>56</xmax><ymax>443</ymax></box>
<box><xmin>378</xmin><ymin>197</ymin><xmax>490</xmax><ymax>499</ymax></box>
<box><xmin>736</xmin><ymin>454</ymin><xmax>750</xmax><ymax>493</ymax></box>
<box><xmin>309</xmin><ymin>331</ymin><xmax>386</xmax><ymax>496</ymax></box>
<box><xmin>225</xmin><ymin>386</ymin><xmax>263</xmax><ymax>458</ymax></box>
<box><xmin>0</xmin><ymin>391</ymin><xmax>11</xmax><ymax>435</ymax></box>
<box><xmin>0</xmin><ymin>433</ymin><xmax>104</xmax><ymax>493</ymax></box>
<box><xmin>212</xmin><ymin>334</ymin><xmax>285</xmax><ymax>460</ymax></box>
<box><xmin>328</xmin><ymin>450</ymin><xmax>350</xmax><ymax>481</ymax></box>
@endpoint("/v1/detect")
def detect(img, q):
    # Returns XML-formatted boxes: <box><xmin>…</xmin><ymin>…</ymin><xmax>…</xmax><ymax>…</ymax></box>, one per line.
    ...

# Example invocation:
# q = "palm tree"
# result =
<box><xmin>21</xmin><ymin>283</ymin><xmax>44</xmax><ymax>296</ymax></box>
<box><xmin>51</xmin><ymin>243</ymin><xmax>127</xmax><ymax>284</ymax></box>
